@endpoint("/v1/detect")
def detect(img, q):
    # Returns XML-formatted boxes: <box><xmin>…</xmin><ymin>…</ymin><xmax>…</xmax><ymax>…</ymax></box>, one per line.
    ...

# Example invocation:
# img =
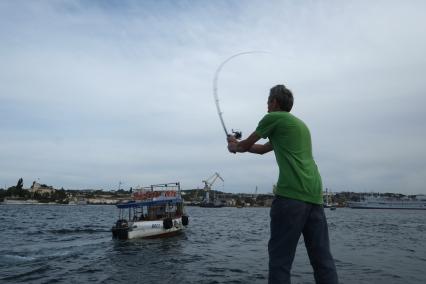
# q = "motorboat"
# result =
<box><xmin>112</xmin><ymin>182</ymin><xmax>189</xmax><ymax>240</ymax></box>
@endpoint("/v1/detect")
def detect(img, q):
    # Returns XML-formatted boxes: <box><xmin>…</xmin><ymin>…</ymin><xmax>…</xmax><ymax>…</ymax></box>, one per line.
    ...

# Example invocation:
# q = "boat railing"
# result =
<box><xmin>132</xmin><ymin>182</ymin><xmax>181</xmax><ymax>200</ymax></box>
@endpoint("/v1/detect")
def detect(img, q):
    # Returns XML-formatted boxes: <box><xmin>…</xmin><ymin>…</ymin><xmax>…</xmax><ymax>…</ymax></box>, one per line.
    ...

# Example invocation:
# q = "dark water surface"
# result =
<box><xmin>0</xmin><ymin>205</ymin><xmax>425</xmax><ymax>283</ymax></box>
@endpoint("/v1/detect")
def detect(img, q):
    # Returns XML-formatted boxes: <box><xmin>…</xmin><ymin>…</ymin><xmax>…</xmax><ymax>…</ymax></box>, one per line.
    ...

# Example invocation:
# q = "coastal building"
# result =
<box><xmin>30</xmin><ymin>181</ymin><xmax>56</xmax><ymax>195</ymax></box>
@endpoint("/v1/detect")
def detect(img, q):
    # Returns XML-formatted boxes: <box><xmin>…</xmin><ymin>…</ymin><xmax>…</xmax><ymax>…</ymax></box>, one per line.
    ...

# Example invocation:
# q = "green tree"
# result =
<box><xmin>16</xmin><ymin>178</ymin><xmax>24</xmax><ymax>190</ymax></box>
<box><xmin>52</xmin><ymin>189</ymin><xmax>67</xmax><ymax>203</ymax></box>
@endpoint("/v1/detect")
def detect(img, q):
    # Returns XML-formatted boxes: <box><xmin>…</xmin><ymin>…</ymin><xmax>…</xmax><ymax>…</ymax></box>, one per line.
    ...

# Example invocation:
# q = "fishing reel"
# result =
<box><xmin>230</xmin><ymin>129</ymin><xmax>242</xmax><ymax>140</ymax></box>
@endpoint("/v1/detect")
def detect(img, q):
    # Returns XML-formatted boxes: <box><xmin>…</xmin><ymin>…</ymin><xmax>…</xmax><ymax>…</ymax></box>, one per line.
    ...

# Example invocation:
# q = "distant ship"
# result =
<box><xmin>347</xmin><ymin>194</ymin><xmax>426</xmax><ymax>210</ymax></box>
<box><xmin>323</xmin><ymin>188</ymin><xmax>337</xmax><ymax>210</ymax></box>
<box><xmin>199</xmin><ymin>200</ymin><xmax>224</xmax><ymax>208</ymax></box>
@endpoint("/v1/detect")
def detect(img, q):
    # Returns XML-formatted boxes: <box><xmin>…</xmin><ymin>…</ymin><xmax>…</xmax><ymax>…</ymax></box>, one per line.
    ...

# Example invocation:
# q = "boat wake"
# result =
<box><xmin>0</xmin><ymin>254</ymin><xmax>36</xmax><ymax>264</ymax></box>
<box><xmin>48</xmin><ymin>228</ymin><xmax>109</xmax><ymax>234</ymax></box>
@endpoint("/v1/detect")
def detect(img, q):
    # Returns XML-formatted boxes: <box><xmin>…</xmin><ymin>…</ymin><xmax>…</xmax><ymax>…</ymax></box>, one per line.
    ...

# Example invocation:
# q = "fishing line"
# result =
<box><xmin>213</xmin><ymin>51</ymin><xmax>269</xmax><ymax>141</ymax></box>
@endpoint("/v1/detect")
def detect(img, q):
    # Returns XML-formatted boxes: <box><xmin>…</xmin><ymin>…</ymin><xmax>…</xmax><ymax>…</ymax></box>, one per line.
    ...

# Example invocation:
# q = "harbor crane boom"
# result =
<box><xmin>202</xmin><ymin>172</ymin><xmax>224</xmax><ymax>191</ymax></box>
<box><xmin>202</xmin><ymin>172</ymin><xmax>224</xmax><ymax>204</ymax></box>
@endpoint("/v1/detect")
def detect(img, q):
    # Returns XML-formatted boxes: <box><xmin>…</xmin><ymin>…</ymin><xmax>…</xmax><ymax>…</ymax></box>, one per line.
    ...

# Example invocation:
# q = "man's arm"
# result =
<box><xmin>227</xmin><ymin>132</ymin><xmax>273</xmax><ymax>155</ymax></box>
<box><xmin>248</xmin><ymin>142</ymin><xmax>273</xmax><ymax>154</ymax></box>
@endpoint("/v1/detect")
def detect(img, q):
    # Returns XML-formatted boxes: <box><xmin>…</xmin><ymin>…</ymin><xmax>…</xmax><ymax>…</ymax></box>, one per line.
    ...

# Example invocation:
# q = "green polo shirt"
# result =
<box><xmin>255</xmin><ymin>112</ymin><xmax>323</xmax><ymax>205</ymax></box>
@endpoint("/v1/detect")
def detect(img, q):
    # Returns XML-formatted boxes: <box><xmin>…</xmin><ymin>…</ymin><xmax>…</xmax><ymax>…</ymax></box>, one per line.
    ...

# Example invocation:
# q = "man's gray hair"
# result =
<box><xmin>269</xmin><ymin>85</ymin><xmax>293</xmax><ymax>112</ymax></box>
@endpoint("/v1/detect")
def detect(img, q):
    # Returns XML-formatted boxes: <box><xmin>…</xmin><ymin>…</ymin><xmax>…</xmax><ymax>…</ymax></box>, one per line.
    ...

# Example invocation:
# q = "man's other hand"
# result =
<box><xmin>227</xmin><ymin>142</ymin><xmax>237</xmax><ymax>153</ymax></box>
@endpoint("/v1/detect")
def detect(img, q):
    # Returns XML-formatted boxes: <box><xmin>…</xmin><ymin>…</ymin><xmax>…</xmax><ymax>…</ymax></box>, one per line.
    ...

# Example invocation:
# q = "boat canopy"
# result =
<box><xmin>116</xmin><ymin>197</ymin><xmax>183</xmax><ymax>208</ymax></box>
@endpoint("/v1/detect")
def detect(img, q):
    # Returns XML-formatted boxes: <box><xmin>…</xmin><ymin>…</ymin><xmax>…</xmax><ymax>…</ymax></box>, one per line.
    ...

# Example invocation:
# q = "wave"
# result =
<box><xmin>0</xmin><ymin>254</ymin><xmax>36</xmax><ymax>264</ymax></box>
<box><xmin>48</xmin><ymin>228</ymin><xmax>109</xmax><ymax>234</ymax></box>
<box><xmin>1</xmin><ymin>265</ymin><xmax>50</xmax><ymax>281</ymax></box>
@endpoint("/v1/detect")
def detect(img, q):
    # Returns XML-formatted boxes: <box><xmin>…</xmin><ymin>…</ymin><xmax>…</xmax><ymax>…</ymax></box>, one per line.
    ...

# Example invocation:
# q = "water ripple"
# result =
<box><xmin>0</xmin><ymin>205</ymin><xmax>425</xmax><ymax>283</ymax></box>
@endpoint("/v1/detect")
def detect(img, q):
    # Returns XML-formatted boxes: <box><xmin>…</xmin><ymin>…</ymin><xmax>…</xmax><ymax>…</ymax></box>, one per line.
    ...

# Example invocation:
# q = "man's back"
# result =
<box><xmin>255</xmin><ymin>111</ymin><xmax>323</xmax><ymax>205</ymax></box>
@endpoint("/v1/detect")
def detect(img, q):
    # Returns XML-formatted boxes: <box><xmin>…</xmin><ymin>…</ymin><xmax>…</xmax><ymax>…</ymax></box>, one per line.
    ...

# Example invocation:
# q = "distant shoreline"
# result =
<box><xmin>0</xmin><ymin>199</ymin><xmax>114</xmax><ymax>206</ymax></box>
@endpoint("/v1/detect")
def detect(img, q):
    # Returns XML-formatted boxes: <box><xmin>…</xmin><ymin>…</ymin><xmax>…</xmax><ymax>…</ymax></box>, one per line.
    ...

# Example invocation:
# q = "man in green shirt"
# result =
<box><xmin>227</xmin><ymin>85</ymin><xmax>338</xmax><ymax>284</ymax></box>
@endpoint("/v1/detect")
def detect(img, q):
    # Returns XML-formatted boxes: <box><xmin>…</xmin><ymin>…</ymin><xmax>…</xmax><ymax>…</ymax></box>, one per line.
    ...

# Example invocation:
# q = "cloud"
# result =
<box><xmin>1</xmin><ymin>0</ymin><xmax>425</xmax><ymax>194</ymax></box>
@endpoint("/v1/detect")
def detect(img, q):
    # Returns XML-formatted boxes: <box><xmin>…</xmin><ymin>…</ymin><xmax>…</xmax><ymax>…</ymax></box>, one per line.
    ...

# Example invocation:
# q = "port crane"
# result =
<box><xmin>202</xmin><ymin>172</ymin><xmax>224</xmax><ymax>204</ymax></box>
<box><xmin>253</xmin><ymin>185</ymin><xmax>258</xmax><ymax>201</ymax></box>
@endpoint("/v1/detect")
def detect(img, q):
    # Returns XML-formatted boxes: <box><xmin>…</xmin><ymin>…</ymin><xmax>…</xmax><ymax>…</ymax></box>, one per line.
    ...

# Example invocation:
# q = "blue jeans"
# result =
<box><xmin>268</xmin><ymin>196</ymin><xmax>338</xmax><ymax>284</ymax></box>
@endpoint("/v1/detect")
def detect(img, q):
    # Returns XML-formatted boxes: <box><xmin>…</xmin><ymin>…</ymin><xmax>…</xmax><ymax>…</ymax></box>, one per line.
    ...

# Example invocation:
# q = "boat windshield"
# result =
<box><xmin>117</xmin><ymin>200</ymin><xmax>184</xmax><ymax>221</ymax></box>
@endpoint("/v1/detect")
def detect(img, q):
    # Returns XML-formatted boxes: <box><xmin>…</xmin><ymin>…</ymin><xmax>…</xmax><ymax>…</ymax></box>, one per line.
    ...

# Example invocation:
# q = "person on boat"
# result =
<box><xmin>227</xmin><ymin>84</ymin><xmax>338</xmax><ymax>284</ymax></box>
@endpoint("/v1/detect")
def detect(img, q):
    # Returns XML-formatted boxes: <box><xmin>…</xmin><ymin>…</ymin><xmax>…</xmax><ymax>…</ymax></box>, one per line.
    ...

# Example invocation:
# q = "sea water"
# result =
<box><xmin>0</xmin><ymin>205</ymin><xmax>425</xmax><ymax>283</ymax></box>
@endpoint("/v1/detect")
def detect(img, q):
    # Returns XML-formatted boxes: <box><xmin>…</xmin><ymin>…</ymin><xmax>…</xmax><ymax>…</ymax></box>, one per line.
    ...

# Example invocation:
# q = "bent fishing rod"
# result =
<box><xmin>213</xmin><ymin>51</ymin><xmax>268</xmax><ymax>141</ymax></box>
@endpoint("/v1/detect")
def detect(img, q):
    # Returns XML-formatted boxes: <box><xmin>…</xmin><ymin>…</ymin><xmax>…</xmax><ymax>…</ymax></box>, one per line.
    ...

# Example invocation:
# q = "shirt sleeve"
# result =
<box><xmin>255</xmin><ymin>113</ymin><xmax>277</xmax><ymax>139</ymax></box>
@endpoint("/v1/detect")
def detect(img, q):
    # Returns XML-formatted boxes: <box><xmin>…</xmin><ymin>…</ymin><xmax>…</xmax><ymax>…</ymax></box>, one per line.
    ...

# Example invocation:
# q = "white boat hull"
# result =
<box><xmin>128</xmin><ymin>217</ymin><xmax>184</xmax><ymax>239</ymax></box>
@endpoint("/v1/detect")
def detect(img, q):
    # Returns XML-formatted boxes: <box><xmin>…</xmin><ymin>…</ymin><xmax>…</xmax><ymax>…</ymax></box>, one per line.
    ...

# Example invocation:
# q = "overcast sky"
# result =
<box><xmin>1</xmin><ymin>0</ymin><xmax>425</xmax><ymax>195</ymax></box>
